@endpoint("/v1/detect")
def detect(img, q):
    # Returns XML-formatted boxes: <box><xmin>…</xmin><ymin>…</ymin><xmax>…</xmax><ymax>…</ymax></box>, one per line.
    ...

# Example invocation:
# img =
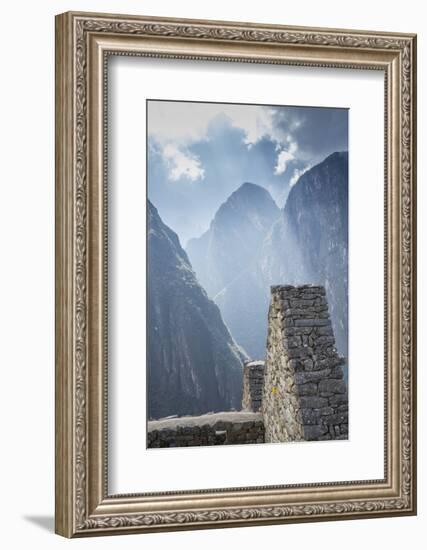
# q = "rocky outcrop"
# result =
<box><xmin>148</xmin><ymin>201</ymin><xmax>245</xmax><ymax>420</ymax></box>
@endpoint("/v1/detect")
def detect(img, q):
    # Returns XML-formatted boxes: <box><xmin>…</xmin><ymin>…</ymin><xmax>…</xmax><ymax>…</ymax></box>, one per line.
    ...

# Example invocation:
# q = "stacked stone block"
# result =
<box><xmin>147</xmin><ymin>411</ymin><xmax>265</xmax><ymax>448</ymax></box>
<box><xmin>242</xmin><ymin>360</ymin><xmax>265</xmax><ymax>412</ymax></box>
<box><xmin>262</xmin><ymin>285</ymin><xmax>348</xmax><ymax>442</ymax></box>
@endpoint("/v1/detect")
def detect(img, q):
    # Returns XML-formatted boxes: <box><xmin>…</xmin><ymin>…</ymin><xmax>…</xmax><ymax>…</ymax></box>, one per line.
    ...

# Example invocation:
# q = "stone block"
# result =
<box><xmin>284</xmin><ymin>336</ymin><xmax>302</xmax><ymax>348</ymax></box>
<box><xmin>298</xmin><ymin>382</ymin><xmax>318</xmax><ymax>396</ymax></box>
<box><xmin>316</xmin><ymin>326</ymin><xmax>334</xmax><ymax>336</ymax></box>
<box><xmin>316</xmin><ymin>336</ymin><xmax>336</xmax><ymax>345</ymax></box>
<box><xmin>287</xmin><ymin>347</ymin><xmax>312</xmax><ymax>359</ymax></box>
<box><xmin>301</xmin><ymin>409</ymin><xmax>321</xmax><ymax>425</ymax></box>
<box><xmin>328</xmin><ymin>394</ymin><xmax>348</xmax><ymax>407</ymax></box>
<box><xmin>301</xmin><ymin>358</ymin><xmax>313</xmax><ymax>371</ymax></box>
<box><xmin>303</xmin><ymin>425</ymin><xmax>328</xmax><ymax>440</ymax></box>
<box><xmin>319</xmin><ymin>406</ymin><xmax>334</xmax><ymax>416</ymax></box>
<box><xmin>313</xmin><ymin>305</ymin><xmax>328</xmax><ymax>313</ymax></box>
<box><xmin>242</xmin><ymin>421</ymin><xmax>254</xmax><ymax>429</ymax></box>
<box><xmin>231</xmin><ymin>423</ymin><xmax>243</xmax><ymax>433</ymax></box>
<box><xmin>299</xmin><ymin>396</ymin><xmax>328</xmax><ymax>409</ymax></box>
<box><xmin>294</xmin><ymin>318</ymin><xmax>331</xmax><ymax>327</ymax></box>
<box><xmin>329</xmin><ymin>366</ymin><xmax>344</xmax><ymax>379</ymax></box>
<box><xmin>322</xmin><ymin>412</ymin><xmax>348</xmax><ymax>425</ymax></box>
<box><xmin>295</xmin><ymin>368</ymin><xmax>331</xmax><ymax>384</ymax></box>
<box><xmin>315</xmin><ymin>356</ymin><xmax>345</xmax><ymax>370</ymax></box>
<box><xmin>291</xmin><ymin>300</ymin><xmax>315</xmax><ymax>309</ymax></box>
<box><xmin>318</xmin><ymin>379</ymin><xmax>347</xmax><ymax>395</ymax></box>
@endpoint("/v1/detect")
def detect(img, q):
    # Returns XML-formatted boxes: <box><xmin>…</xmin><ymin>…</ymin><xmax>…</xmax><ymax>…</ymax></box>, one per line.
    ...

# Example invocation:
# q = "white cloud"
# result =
<box><xmin>289</xmin><ymin>164</ymin><xmax>312</xmax><ymax>187</ymax></box>
<box><xmin>274</xmin><ymin>142</ymin><xmax>298</xmax><ymax>175</ymax></box>
<box><xmin>148</xmin><ymin>101</ymin><xmax>303</xmax><ymax>181</ymax></box>
<box><xmin>162</xmin><ymin>144</ymin><xmax>205</xmax><ymax>182</ymax></box>
<box><xmin>148</xmin><ymin>101</ymin><xmax>295</xmax><ymax>148</ymax></box>
<box><xmin>228</xmin><ymin>106</ymin><xmax>275</xmax><ymax>146</ymax></box>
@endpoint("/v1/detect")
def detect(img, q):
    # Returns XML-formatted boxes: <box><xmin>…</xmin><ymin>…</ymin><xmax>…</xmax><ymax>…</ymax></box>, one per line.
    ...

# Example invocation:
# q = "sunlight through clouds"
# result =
<box><xmin>147</xmin><ymin>100</ymin><xmax>348</xmax><ymax>244</ymax></box>
<box><xmin>162</xmin><ymin>144</ymin><xmax>205</xmax><ymax>182</ymax></box>
<box><xmin>274</xmin><ymin>142</ymin><xmax>298</xmax><ymax>175</ymax></box>
<box><xmin>289</xmin><ymin>164</ymin><xmax>312</xmax><ymax>187</ymax></box>
<box><xmin>147</xmin><ymin>101</ymin><xmax>298</xmax><ymax>181</ymax></box>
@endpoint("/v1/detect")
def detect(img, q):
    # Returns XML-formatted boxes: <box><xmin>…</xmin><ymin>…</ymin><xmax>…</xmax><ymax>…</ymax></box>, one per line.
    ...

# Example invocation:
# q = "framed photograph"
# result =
<box><xmin>55</xmin><ymin>11</ymin><xmax>417</xmax><ymax>537</ymax></box>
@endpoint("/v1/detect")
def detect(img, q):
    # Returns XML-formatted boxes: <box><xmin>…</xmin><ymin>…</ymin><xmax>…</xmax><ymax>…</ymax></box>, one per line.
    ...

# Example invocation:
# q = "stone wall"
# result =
<box><xmin>241</xmin><ymin>360</ymin><xmax>265</xmax><ymax>412</ymax></box>
<box><xmin>148</xmin><ymin>284</ymin><xmax>348</xmax><ymax>448</ymax></box>
<box><xmin>147</xmin><ymin>411</ymin><xmax>265</xmax><ymax>448</ymax></box>
<box><xmin>262</xmin><ymin>285</ymin><xmax>348</xmax><ymax>442</ymax></box>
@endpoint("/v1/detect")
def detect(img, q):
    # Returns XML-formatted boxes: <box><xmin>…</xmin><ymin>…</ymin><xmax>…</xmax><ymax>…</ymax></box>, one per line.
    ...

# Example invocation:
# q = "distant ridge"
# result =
<box><xmin>186</xmin><ymin>182</ymin><xmax>279</xmax><ymax>298</ymax></box>
<box><xmin>187</xmin><ymin>152</ymin><xmax>349</xmax><ymax>367</ymax></box>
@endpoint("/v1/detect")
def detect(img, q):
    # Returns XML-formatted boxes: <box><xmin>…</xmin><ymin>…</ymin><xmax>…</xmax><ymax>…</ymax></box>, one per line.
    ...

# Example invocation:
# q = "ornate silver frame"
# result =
<box><xmin>55</xmin><ymin>11</ymin><xmax>417</xmax><ymax>537</ymax></box>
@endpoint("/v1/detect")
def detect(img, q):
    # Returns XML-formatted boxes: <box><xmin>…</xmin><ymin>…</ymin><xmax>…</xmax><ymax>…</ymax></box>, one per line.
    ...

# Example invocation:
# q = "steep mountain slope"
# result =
<box><xmin>261</xmin><ymin>151</ymin><xmax>349</xmax><ymax>361</ymax></box>
<box><xmin>189</xmin><ymin>152</ymin><xmax>348</xmax><ymax>367</ymax></box>
<box><xmin>214</xmin><ymin>266</ymin><xmax>269</xmax><ymax>359</ymax></box>
<box><xmin>186</xmin><ymin>182</ymin><xmax>280</xmax><ymax>298</ymax></box>
<box><xmin>186</xmin><ymin>183</ymin><xmax>280</xmax><ymax>357</ymax></box>
<box><xmin>147</xmin><ymin>201</ymin><xmax>245</xmax><ymax>420</ymax></box>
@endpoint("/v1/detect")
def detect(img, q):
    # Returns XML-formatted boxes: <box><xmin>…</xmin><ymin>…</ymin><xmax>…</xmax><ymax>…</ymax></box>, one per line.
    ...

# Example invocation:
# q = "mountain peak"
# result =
<box><xmin>231</xmin><ymin>181</ymin><xmax>274</xmax><ymax>200</ymax></box>
<box><xmin>237</xmin><ymin>181</ymin><xmax>264</xmax><ymax>192</ymax></box>
<box><xmin>288</xmin><ymin>150</ymin><xmax>348</xmax><ymax>198</ymax></box>
<box><xmin>312</xmin><ymin>151</ymin><xmax>348</xmax><ymax>174</ymax></box>
<box><xmin>323</xmin><ymin>150</ymin><xmax>348</xmax><ymax>164</ymax></box>
<box><xmin>186</xmin><ymin>182</ymin><xmax>280</xmax><ymax>325</ymax></box>
<box><xmin>209</xmin><ymin>182</ymin><xmax>279</xmax><ymax>230</ymax></box>
<box><xmin>217</xmin><ymin>182</ymin><xmax>278</xmax><ymax>216</ymax></box>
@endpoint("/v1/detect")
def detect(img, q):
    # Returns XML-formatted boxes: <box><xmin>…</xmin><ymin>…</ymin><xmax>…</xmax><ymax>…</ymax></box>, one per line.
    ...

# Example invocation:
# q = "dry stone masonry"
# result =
<box><xmin>262</xmin><ymin>285</ymin><xmax>348</xmax><ymax>442</ymax></box>
<box><xmin>147</xmin><ymin>284</ymin><xmax>348</xmax><ymax>448</ymax></box>
<box><xmin>147</xmin><ymin>412</ymin><xmax>265</xmax><ymax>448</ymax></box>
<box><xmin>241</xmin><ymin>360</ymin><xmax>265</xmax><ymax>412</ymax></box>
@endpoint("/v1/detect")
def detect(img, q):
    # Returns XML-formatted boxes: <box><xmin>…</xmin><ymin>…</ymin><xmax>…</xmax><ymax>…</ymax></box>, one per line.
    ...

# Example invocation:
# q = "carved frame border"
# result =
<box><xmin>55</xmin><ymin>11</ymin><xmax>416</xmax><ymax>537</ymax></box>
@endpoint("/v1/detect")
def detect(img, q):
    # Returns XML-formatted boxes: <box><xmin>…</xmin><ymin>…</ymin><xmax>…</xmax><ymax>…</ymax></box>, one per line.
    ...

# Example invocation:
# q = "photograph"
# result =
<box><xmin>146</xmin><ymin>100</ymin><xmax>349</xmax><ymax>448</ymax></box>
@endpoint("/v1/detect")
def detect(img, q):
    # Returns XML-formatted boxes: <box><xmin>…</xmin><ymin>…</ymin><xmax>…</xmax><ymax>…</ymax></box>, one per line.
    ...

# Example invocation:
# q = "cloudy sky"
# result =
<box><xmin>147</xmin><ymin>100</ymin><xmax>348</xmax><ymax>245</ymax></box>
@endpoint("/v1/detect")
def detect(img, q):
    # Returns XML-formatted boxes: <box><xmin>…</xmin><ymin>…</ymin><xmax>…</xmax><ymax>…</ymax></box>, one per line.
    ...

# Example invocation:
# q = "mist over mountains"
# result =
<box><xmin>261</xmin><ymin>151</ymin><xmax>348</xmax><ymax>361</ymax></box>
<box><xmin>187</xmin><ymin>182</ymin><xmax>280</xmax><ymax>298</ymax></box>
<box><xmin>148</xmin><ymin>101</ymin><xmax>348</xmax><ymax>244</ymax></box>
<box><xmin>186</xmin><ymin>152</ymin><xmax>348</xmax><ymax>365</ymax></box>
<box><xmin>147</xmin><ymin>151</ymin><xmax>349</xmax><ymax>418</ymax></box>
